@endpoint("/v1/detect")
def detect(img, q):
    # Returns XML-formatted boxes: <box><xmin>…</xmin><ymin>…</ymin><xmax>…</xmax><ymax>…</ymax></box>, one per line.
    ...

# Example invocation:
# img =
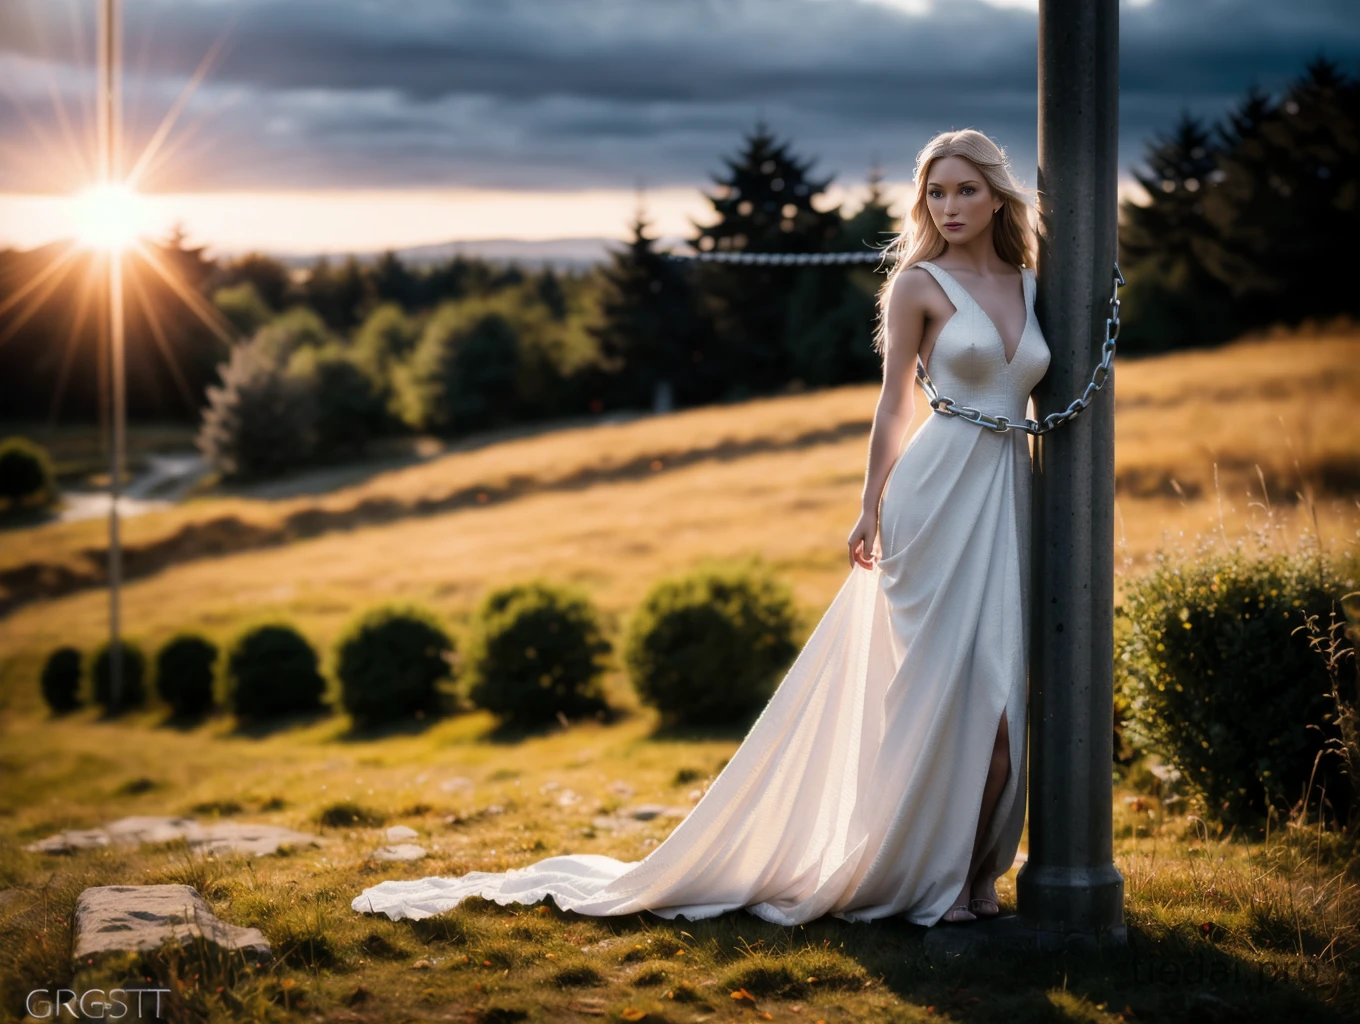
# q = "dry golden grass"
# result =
<box><xmin>2</xmin><ymin>326</ymin><xmax>1358</xmax><ymax>695</ymax></box>
<box><xmin>2</xmin><ymin>327</ymin><xmax>1359</xmax><ymax>1021</ymax></box>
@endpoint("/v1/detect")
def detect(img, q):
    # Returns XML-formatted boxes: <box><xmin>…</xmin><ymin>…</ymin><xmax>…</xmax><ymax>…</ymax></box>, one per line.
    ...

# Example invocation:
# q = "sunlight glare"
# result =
<box><xmin>71</xmin><ymin>183</ymin><xmax>150</xmax><ymax>251</ymax></box>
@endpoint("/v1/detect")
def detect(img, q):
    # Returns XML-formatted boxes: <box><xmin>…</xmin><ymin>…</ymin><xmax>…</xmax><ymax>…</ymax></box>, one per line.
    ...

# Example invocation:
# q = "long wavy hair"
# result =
<box><xmin>870</xmin><ymin>129</ymin><xmax>1036</xmax><ymax>357</ymax></box>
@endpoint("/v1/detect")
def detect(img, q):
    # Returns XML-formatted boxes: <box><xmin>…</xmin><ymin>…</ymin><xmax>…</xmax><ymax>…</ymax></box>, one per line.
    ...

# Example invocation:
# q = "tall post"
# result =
<box><xmin>99</xmin><ymin>0</ymin><xmax>126</xmax><ymax>712</ymax></box>
<box><xmin>1016</xmin><ymin>0</ymin><xmax>1125</xmax><ymax>945</ymax></box>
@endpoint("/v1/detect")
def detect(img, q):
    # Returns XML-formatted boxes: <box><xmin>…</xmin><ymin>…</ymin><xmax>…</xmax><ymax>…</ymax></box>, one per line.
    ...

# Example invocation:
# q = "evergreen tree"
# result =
<box><xmin>1118</xmin><ymin>112</ymin><xmax>1240</xmax><ymax>350</ymax></box>
<box><xmin>689</xmin><ymin>119</ymin><xmax>844</xmax><ymax>396</ymax></box>
<box><xmin>372</xmin><ymin>250</ymin><xmax>420</xmax><ymax>310</ymax></box>
<box><xmin>216</xmin><ymin>251</ymin><xmax>292</xmax><ymax>312</ymax></box>
<box><xmin>590</xmin><ymin>204</ymin><xmax>714</xmax><ymax>410</ymax></box>
<box><xmin>786</xmin><ymin>164</ymin><xmax>898</xmax><ymax>387</ymax></box>
<box><xmin>534</xmin><ymin>267</ymin><xmax>569</xmax><ymax>321</ymax></box>
<box><xmin>1207</xmin><ymin>58</ymin><xmax>1358</xmax><ymax>326</ymax></box>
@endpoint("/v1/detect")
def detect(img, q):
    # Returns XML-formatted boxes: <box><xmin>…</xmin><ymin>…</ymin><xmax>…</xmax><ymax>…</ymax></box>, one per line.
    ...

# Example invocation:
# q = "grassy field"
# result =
<box><xmin>1</xmin><ymin>326</ymin><xmax>1358</xmax><ymax>1021</ymax></box>
<box><xmin>1</xmin><ymin>705</ymin><xmax>1356</xmax><ymax>1022</ymax></box>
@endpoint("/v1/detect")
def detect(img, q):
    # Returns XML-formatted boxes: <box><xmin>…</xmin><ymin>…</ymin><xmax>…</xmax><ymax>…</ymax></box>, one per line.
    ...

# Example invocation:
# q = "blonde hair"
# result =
<box><xmin>870</xmin><ymin>128</ymin><xmax>1036</xmax><ymax>357</ymax></box>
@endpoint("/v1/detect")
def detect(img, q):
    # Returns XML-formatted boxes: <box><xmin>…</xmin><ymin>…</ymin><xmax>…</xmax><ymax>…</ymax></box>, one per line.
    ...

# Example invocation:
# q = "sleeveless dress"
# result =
<box><xmin>352</xmin><ymin>261</ymin><xmax>1051</xmax><ymax>928</ymax></box>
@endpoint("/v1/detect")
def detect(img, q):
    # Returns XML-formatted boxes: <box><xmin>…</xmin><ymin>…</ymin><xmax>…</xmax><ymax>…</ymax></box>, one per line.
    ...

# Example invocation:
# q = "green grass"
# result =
<box><xmin>0</xmin><ymin>704</ymin><xmax>1356</xmax><ymax>1023</ymax></box>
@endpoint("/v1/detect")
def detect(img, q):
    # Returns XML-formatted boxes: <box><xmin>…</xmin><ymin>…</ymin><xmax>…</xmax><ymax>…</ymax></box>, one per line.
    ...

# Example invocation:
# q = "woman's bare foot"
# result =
<box><xmin>968</xmin><ymin>875</ymin><xmax>1000</xmax><ymax>917</ymax></box>
<box><xmin>940</xmin><ymin>902</ymin><xmax>977</xmax><ymax>923</ymax></box>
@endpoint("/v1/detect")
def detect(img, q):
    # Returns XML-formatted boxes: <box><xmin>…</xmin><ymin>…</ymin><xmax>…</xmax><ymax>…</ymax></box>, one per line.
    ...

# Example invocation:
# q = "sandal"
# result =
<box><xmin>939</xmin><ymin>903</ymin><xmax>977</xmax><ymax>924</ymax></box>
<box><xmin>968</xmin><ymin>897</ymin><xmax>1000</xmax><ymax>917</ymax></box>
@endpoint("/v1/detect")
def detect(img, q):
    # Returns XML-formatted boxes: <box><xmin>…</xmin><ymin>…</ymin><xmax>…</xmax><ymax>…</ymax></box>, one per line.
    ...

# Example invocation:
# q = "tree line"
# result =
<box><xmin>0</xmin><ymin>58</ymin><xmax>1354</xmax><ymax>471</ymax></box>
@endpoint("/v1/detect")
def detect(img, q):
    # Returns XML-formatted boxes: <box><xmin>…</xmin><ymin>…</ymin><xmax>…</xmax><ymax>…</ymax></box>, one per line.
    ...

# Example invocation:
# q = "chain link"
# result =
<box><xmin>917</xmin><ymin>262</ymin><xmax>1123</xmax><ymax>436</ymax></box>
<box><xmin>661</xmin><ymin>248</ymin><xmax>1122</xmax><ymax>436</ymax></box>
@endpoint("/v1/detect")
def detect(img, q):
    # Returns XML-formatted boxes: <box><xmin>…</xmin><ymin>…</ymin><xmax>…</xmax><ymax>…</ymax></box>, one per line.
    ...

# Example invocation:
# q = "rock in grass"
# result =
<box><xmin>73</xmin><ymin>885</ymin><xmax>270</xmax><ymax>963</ymax></box>
<box><xmin>371</xmin><ymin>843</ymin><xmax>428</xmax><ymax>862</ymax></box>
<box><xmin>385</xmin><ymin>825</ymin><xmax>419</xmax><ymax>842</ymax></box>
<box><xmin>23</xmin><ymin>816</ymin><xmax>323</xmax><ymax>857</ymax></box>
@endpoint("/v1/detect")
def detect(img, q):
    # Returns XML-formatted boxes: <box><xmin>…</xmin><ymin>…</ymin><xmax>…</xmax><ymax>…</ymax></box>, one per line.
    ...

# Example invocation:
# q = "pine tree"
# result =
<box><xmin>786</xmin><ymin>163</ymin><xmax>898</xmax><ymax>387</ymax></box>
<box><xmin>534</xmin><ymin>267</ymin><xmax>569</xmax><ymax>321</ymax></box>
<box><xmin>1208</xmin><ymin>59</ymin><xmax>1358</xmax><ymax>325</ymax></box>
<box><xmin>1117</xmin><ymin>113</ymin><xmax>1240</xmax><ymax>350</ymax></box>
<box><xmin>590</xmin><ymin>203</ymin><xmax>713</xmax><ymax>410</ymax></box>
<box><xmin>372</xmin><ymin>250</ymin><xmax>420</xmax><ymax>310</ymax></box>
<box><xmin>689</xmin><ymin>119</ymin><xmax>844</xmax><ymax>396</ymax></box>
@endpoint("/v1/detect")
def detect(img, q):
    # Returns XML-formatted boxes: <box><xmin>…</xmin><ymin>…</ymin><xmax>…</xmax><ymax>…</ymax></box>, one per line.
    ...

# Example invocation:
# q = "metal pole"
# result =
<box><xmin>1017</xmin><ymin>0</ymin><xmax>1125</xmax><ymax>944</ymax></box>
<box><xmin>100</xmin><ymin>0</ymin><xmax>126</xmax><ymax>712</ymax></box>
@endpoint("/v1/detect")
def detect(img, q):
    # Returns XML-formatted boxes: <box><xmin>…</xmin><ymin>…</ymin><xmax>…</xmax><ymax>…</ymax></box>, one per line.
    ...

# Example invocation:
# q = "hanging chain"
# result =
<box><xmin>917</xmin><ymin>261</ymin><xmax>1123</xmax><ymax>436</ymax></box>
<box><xmin>661</xmin><ymin>248</ymin><xmax>1123</xmax><ymax>436</ymax></box>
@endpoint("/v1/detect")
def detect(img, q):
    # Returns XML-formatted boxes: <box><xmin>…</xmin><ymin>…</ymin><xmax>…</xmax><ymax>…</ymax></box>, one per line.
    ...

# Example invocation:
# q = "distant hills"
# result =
<box><xmin>252</xmin><ymin>234</ymin><xmax>695</xmax><ymax>271</ymax></box>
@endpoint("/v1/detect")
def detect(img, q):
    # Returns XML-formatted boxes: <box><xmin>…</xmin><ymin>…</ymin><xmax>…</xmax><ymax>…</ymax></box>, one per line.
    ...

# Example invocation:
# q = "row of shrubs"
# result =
<box><xmin>40</xmin><ymin>559</ymin><xmax>802</xmax><ymax>730</ymax></box>
<box><xmin>39</xmin><ymin>538</ymin><xmax>1359</xmax><ymax>833</ymax></box>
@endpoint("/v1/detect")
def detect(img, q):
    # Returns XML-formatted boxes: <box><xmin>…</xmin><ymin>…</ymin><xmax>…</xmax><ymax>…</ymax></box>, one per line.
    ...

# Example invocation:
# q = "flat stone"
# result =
<box><xmin>371</xmin><ymin>844</ymin><xmax>428</xmax><ymax>862</ymax></box>
<box><xmin>73</xmin><ymin>885</ymin><xmax>270</xmax><ymax>963</ymax></box>
<box><xmin>385</xmin><ymin>825</ymin><xmax>419</xmax><ymax>842</ymax></box>
<box><xmin>24</xmin><ymin>829</ymin><xmax>110</xmax><ymax>853</ymax></box>
<box><xmin>23</xmin><ymin>816</ymin><xmax>324</xmax><ymax>857</ymax></box>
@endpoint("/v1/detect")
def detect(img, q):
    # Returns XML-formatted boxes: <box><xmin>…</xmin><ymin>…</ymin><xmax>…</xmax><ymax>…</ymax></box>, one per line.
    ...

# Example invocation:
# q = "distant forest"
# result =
<box><xmin>0</xmin><ymin>58</ymin><xmax>1354</xmax><ymax>439</ymax></box>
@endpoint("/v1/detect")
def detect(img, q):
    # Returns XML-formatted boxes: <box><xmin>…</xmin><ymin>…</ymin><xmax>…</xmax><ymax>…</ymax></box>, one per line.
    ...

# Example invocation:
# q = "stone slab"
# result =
<box><xmin>73</xmin><ymin>885</ymin><xmax>270</xmax><ymax>963</ymax></box>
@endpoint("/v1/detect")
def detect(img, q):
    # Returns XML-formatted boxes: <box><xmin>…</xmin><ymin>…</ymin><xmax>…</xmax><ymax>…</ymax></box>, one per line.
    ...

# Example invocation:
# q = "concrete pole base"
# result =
<box><xmin>923</xmin><ymin>911</ymin><xmax>1128</xmax><ymax>963</ymax></box>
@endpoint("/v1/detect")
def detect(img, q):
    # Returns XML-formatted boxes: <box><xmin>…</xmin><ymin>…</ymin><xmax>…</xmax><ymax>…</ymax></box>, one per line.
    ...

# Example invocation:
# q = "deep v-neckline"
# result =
<box><xmin>921</xmin><ymin>262</ymin><xmax>1029</xmax><ymax>367</ymax></box>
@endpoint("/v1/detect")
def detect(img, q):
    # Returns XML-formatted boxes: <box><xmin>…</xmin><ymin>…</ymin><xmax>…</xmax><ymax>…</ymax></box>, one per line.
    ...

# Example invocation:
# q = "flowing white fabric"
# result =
<box><xmin>352</xmin><ymin>262</ymin><xmax>1051</xmax><ymax>928</ymax></box>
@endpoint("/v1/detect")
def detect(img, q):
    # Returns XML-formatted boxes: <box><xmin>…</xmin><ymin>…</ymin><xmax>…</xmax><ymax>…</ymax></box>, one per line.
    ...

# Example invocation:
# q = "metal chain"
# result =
<box><xmin>917</xmin><ymin>262</ymin><xmax>1123</xmax><ymax>436</ymax></box>
<box><xmin>662</xmin><ymin>250</ymin><xmax>887</xmax><ymax>265</ymax></box>
<box><xmin>662</xmin><ymin>248</ymin><xmax>1123</xmax><ymax>436</ymax></box>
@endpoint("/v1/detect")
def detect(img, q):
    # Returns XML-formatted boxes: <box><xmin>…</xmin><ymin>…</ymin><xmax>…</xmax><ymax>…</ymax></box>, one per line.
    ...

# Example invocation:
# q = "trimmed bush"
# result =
<box><xmin>92</xmin><ymin>640</ymin><xmax>148</xmax><ymax>712</ymax></box>
<box><xmin>226</xmin><ymin>624</ymin><xmax>327</xmax><ymax>720</ymax></box>
<box><xmin>0</xmin><ymin>436</ymin><xmax>58</xmax><ymax>512</ymax></box>
<box><xmin>40</xmin><ymin>647</ymin><xmax>82</xmax><ymax>713</ymax></box>
<box><xmin>1117</xmin><ymin>542</ymin><xmax>1359</xmax><ymax>830</ymax></box>
<box><xmin>288</xmin><ymin>344</ymin><xmax>385</xmax><ymax>456</ymax></box>
<box><xmin>397</xmin><ymin>301</ymin><xmax>520</xmax><ymax>435</ymax></box>
<box><xmin>624</xmin><ymin>560</ymin><xmax>800</xmax><ymax>727</ymax></box>
<box><xmin>196</xmin><ymin>337</ymin><xmax>317</xmax><ymax>480</ymax></box>
<box><xmin>463</xmin><ymin>580</ymin><xmax>611</xmax><ymax>724</ymax></box>
<box><xmin>336</xmin><ymin>604</ymin><xmax>454</xmax><ymax>725</ymax></box>
<box><xmin>155</xmin><ymin>634</ymin><xmax>219</xmax><ymax>718</ymax></box>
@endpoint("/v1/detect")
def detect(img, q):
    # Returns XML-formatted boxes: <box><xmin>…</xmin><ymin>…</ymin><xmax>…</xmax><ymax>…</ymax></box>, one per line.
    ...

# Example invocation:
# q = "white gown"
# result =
<box><xmin>352</xmin><ymin>261</ymin><xmax>1051</xmax><ymax>928</ymax></box>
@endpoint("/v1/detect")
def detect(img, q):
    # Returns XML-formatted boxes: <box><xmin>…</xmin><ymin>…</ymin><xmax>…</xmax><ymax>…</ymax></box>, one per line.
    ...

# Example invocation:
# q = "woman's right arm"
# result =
<box><xmin>847</xmin><ymin>268</ymin><xmax>929</xmax><ymax>569</ymax></box>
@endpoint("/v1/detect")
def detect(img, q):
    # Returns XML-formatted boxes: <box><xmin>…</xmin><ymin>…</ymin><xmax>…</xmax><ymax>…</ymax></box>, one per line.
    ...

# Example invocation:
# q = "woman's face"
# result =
<box><xmin>924</xmin><ymin>155</ymin><xmax>1002</xmax><ymax>247</ymax></box>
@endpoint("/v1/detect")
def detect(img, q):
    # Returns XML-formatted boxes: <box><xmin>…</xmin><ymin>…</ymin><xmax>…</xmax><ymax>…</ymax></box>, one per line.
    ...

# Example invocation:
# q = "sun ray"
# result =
<box><xmin>127</xmin><ymin>259</ymin><xmax>199</xmax><ymax>413</ymax></box>
<box><xmin>125</xmin><ymin>16</ymin><xmax>236</xmax><ymax>191</ymax></box>
<box><xmin>132</xmin><ymin>239</ymin><xmax>237</xmax><ymax>347</ymax></box>
<box><xmin>0</xmin><ymin>246</ymin><xmax>82</xmax><ymax>350</ymax></box>
<box><xmin>24</xmin><ymin>0</ymin><xmax>96</xmax><ymax>183</ymax></box>
<box><xmin>47</xmin><ymin>256</ymin><xmax>100</xmax><ymax>424</ymax></box>
<box><xmin>130</xmin><ymin>83</ymin><xmax>245</xmax><ymax>191</ymax></box>
<box><xmin>0</xmin><ymin>242</ymin><xmax>81</xmax><ymax>321</ymax></box>
<box><xmin>59</xmin><ymin>0</ymin><xmax>98</xmax><ymax>155</ymax></box>
<box><xmin>0</xmin><ymin>63</ymin><xmax>82</xmax><ymax>189</ymax></box>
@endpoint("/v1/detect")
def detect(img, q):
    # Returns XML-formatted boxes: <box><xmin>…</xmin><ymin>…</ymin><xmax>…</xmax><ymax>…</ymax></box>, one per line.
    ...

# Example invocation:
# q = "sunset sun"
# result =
<box><xmin>71</xmin><ymin>183</ymin><xmax>150</xmax><ymax>252</ymax></box>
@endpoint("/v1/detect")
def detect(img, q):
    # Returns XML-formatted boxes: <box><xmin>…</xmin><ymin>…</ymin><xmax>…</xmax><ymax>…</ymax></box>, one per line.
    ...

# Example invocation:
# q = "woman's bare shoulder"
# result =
<box><xmin>888</xmin><ymin>265</ymin><xmax>937</xmax><ymax>305</ymax></box>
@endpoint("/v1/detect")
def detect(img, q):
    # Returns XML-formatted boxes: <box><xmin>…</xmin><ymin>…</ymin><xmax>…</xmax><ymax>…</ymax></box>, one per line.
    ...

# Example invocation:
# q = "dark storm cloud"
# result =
<box><xmin>0</xmin><ymin>0</ymin><xmax>1356</xmax><ymax>193</ymax></box>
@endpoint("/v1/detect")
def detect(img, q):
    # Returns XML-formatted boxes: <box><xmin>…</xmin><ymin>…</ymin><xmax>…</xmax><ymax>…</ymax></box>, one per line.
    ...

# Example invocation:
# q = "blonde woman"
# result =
<box><xmin>354</xmin><ymin>129</ymin><xmax>1048</xmax><ymax>929</ymax></box>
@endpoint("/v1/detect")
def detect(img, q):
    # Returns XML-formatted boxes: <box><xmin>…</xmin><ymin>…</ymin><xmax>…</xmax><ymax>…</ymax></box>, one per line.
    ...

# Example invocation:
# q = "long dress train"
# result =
<box><xmin>352</xmin><ymin>262</ymin><xmax>1051</xmax><ymax>927</ymax></box>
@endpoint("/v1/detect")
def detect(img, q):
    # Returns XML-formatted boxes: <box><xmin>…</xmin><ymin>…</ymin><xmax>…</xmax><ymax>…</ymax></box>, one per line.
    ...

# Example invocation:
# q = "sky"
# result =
<box><xmin>0</xmin><ymin>0</ymin><xmax>1356</xmax><ymax>256</ymax></box>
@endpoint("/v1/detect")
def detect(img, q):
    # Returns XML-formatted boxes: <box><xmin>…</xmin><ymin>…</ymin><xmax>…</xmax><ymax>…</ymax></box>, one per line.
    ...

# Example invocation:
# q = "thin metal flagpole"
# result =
<box><xmin>99</xmin><ymin>0</ymin><xmax>126</xmax><ymax>712</ymax></box>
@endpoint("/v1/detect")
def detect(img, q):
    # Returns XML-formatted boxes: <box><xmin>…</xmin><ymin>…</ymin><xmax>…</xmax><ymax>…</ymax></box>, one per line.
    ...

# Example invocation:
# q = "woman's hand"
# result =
<box><xmin>847</xmin><ymin>509</ymin><xmax>880</xmax><ymax>570</ymax></box>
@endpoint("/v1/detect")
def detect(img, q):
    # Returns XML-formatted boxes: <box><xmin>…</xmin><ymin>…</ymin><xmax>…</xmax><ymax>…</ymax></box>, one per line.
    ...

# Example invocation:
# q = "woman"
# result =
<box><xmin>352</xmin><ymin>128</ymin><xmax>1048</xmax><ymax>928</ymax></box>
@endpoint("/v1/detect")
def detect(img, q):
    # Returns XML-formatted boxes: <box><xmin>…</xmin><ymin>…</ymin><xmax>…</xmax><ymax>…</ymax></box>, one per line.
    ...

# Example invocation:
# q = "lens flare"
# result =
<box><xmin>71</xmin><ymin>183</ymin><xmax>150</xmax><ymax>252</ymax></box>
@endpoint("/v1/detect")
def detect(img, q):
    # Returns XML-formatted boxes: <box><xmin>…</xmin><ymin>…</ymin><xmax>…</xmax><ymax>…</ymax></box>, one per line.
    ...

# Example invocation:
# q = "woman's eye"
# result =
<box><xmin>962</xmin><ymin>187</ymin><xmax>975</xmax><ymax>194</ymax></box>
<box><xmin>929</xmin><ymin>190</ymin><xmax>942</xmax><ymax>198</ymax></box>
